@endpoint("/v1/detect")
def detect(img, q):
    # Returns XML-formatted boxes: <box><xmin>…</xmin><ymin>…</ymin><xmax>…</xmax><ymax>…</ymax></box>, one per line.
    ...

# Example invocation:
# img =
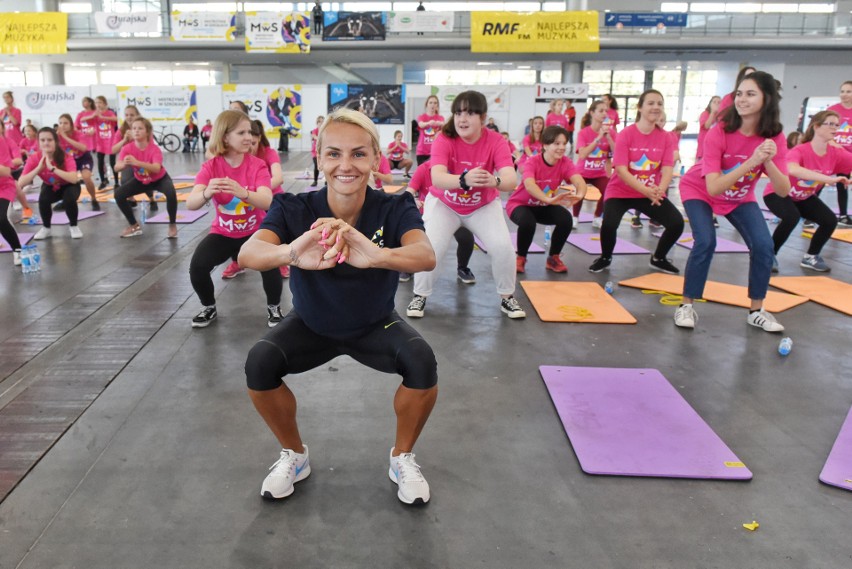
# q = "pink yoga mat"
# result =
<box><xmin>475</xmin><ymin>233</ymin><xmax>544</xmax><ymax>254</ymax></box>
<box><xmin>31</xmin><ymin>210</ymin><xmax>105</xmax><ymax>225</ymax></box>
<box><xmin>146</xmin><ymin>209</ymin><xmax>208</xmax><ymax>224</ymax></box>
<box><xmin>653</xmin><ymin>231</ymin><xmax>749</xmax><ymax>253</ymax></box>
<box><xmin>567</xmin><ymin>233</ymin><xmax>649</xmax><ymax>255</ymax></box>
<box><xmin>540</xmin><ymin>366</ymin><xmax>752</xmax><ymax>480</ymax></box>
<box><xmin>819</xmin><ymin>406</ymin><xmax>852</xmax><ymax>492</ymax></box>
<box><xmin>0</xmin><ymin>232</ymin><xmax>34</xmax><ymax>252</ymax></box>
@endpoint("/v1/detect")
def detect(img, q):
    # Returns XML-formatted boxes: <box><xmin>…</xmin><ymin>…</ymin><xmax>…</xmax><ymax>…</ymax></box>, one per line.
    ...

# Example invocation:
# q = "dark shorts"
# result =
<box><xmin>76</xmin><ymin>151</ymin><xmax>94</xmax><ymax>172</ymax></box>
<box><xmin>390</xmin><ymin>160</ymin><xmax>403</xmax><ymax>170</ymax></box>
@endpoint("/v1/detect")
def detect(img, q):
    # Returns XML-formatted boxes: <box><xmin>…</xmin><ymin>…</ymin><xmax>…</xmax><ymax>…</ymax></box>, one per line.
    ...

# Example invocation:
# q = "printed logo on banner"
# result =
<box><xmin>18</xmin><ymin>88</ymin><xmax>86</xmax><ymax>113</ymax></box>
<box><xmin>327</xmin><ymin>84</ymin><xmax>405</xmax><ymax>124</ymax></box>
<box><xmin>221</xmin><ymin>84</ymin><xmax>302</xmax><ymax>138</ymax></box>
<box><xmin>470</xmin><ymin>11</ymin><xmax>599</xmax><ymax>53</ymax></box>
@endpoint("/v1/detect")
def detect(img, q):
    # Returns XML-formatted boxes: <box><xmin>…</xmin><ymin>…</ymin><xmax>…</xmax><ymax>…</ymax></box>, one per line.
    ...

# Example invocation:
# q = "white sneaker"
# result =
<box><xmin>13</xmin><ymin>250</ymin><xmax>22</xmax><ymax>266</ymax></box>
<box><xmin>34</xmin><ymin>227</ymin><xmax>52</xmax><ymax>240</ymax></box>
<box><xmin>261</xmin><ymin>445</ymin><xmax>311</xmax><ymax>500</ymax></box>
<box><xmin>592</xmin><ymin>217</ymin><xmax>603</xmax><ymax>229</ymax></box>
<box><xmin>389</xmin><ymin>448</ymin><xmax>430</xmax><ymax>505</ymax></box>
<box><xmin>572</xmin><ymin>217</ymin><xmax>579</xmax><ymax>229</ymax></box>
<box><xmin>747</xmin><ymin>309</ymin><xmax>784</xmax><ymax>333</ymax></box>
<box><xmin>674</xmin><ymin>304</ymin><xmax>697</xmax><ymax>329</ymax></box>
<box><xmin>69</xmin><ymin>226</ymin><xmax>83</xmax><ymax>239</ymax></box>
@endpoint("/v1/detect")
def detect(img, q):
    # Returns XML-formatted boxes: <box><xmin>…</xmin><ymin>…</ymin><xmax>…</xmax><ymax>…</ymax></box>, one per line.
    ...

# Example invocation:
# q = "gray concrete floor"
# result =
<box><xmin>1</xmin><ymin>147</ymin><xmax>851</xmax><ymax>569</ymax></box>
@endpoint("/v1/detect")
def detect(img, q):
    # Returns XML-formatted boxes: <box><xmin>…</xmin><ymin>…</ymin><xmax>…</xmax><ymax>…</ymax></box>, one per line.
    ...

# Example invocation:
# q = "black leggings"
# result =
<box><xmin>0</xmin><ymin>199</ymin><xmax>21</xmax><ymax>250</ymax></box>
<box><xmin>764</xmin><ymin>193</ymin><xmax>837</xmax><ymax>256</ymax></box>
<box><xmin>837</xmin><ymin>178</ymin><xmax>848</xmax><ymax>216</ymax></box>
<box><xmin>96</xmin><ymin>152</ymin><xmax>116</xmax><ymax>183</ymax></box>
<box><xmin>189</xmin><ymin>233</ymin><xmax>282</xmax><ymax>307</ymax></box>
<box><xmin>312</xmin><ymin>157</ymin><xmax>319</xmax><ymax>185</ymax></box>
<box><xmin>115</xmin><ymin>174</ymin><xmax>178</xmax><ymax>225</ymax></box>
<box><xmin>39</xmin><ymin>183</ymin><xmax>81</xmax><ymax>228</ymax></box>
<box><xmin>573</xmin><ymin>176</ymin><xmax>608</xmax><ymax>218</ymax></box>
<box><xmin>416</xmin><ymin>154</ymin><xmax>430</xmax><ymax>166</ymax></box>
<box><xmin>510</xmin><ymin>205</ymin><xmax>572</xmax><ymax>257</ymax></box>
<box><xmin>245</xmin><ymin>310</ymin><xmax>437</xmax><ymax>391</ymax></box>
<box><xmin>600</xmin><ymin>197</ymin><xmax>684</xmax><ymax>259</ymax></box>
<box><xmin>453</xmin><ymin>227</ymin><xmax>474</xmax><ymax>268</ymax></box>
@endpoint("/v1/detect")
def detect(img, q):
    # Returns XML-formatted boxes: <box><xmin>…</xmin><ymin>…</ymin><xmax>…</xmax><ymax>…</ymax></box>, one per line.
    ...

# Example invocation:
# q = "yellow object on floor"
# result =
<box><xmin>520</xmin><ymin>281</ymin><xmax>637</xmax><ymax>324</ymax></box>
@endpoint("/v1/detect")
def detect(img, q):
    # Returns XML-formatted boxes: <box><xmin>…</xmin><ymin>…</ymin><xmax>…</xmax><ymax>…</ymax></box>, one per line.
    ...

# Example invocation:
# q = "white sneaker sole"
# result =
<box><xmin>501</xmin><ymin>308</ymin><xmax>526</xmax><ymax>319</ymax></box>
<box><xmin>388</xmin><ymin>468</ymin><xmax>429</xmax><ymax>505</ymax></box>
<box><xmin>406</xmin><ymin>308</ymin><xmax>424</xmax><ymax>318</ymax></box>
<box><xmin>262</xmin><ymin>465</ymin><xmax>311</xmax><ymax>500</ymax></box>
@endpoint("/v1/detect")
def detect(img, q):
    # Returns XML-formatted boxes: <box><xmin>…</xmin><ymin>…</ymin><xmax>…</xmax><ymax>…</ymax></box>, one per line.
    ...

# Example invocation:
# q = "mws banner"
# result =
<box><xmin>171</xmin><ymin>12</ymin><xmax>237</xmax><ymax>42</ymax></box>
<box><xmin>245</xmin><ymin>12</ymin><xmax>311</xmax><ymax>53</ymax></box>
<box><xmin>222</xmin><ymin>84</ymin><xmax>302</xmax><ymax>138</ymax></box>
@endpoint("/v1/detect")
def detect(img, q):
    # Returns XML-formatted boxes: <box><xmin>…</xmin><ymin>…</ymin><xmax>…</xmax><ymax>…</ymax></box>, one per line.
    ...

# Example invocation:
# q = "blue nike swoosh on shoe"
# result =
<box><xmin>295</xmin><ymin>463</ymin><xmax>307</xmax><ymax>476</ymax></box>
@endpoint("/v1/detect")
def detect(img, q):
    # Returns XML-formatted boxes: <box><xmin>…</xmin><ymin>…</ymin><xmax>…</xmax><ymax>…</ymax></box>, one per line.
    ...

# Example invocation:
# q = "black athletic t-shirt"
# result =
<box><xmin>260</xmin><ymin>188</ymin><xmax>424</xmax><ymax>339</ymax></box>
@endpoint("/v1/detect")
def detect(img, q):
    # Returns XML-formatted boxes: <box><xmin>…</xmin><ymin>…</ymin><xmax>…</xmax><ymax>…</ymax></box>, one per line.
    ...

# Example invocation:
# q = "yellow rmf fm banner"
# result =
<box><xmin>471</xmin><ymin>11</ymin><xmax>599</xmax><ymax>53</ymax></box>
<box><xmin>0</xmin><ymin>12</ymin><xmax>68</xmax><ymax>55</ymax></box>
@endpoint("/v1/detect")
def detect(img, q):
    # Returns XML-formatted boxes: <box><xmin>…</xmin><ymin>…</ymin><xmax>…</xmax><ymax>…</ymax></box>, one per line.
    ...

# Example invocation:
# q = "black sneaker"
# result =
<box><xmin>713</xmin><ymin>217</ymin><xmax>720</xmax><ymax>228</ymax></box>
<box><xmin>91</xmin><ymin>200</ymin><xmax>100</xmax><ymax>211</ymax></box>
<box><xmin>500</xmin><ymin>296</ymin><xmax>526</xmax><ymax>319</ymax></box>
<box><xmin>149</xmin><ymin>201</ymin><xmax>159</xmax><ymax>212</ymax></box>
<box><xmin>802</xmin><ymin>220</ymin><xmax>815</xmax><ymax>229</ymax></box>
<box><xmin>588</xmin><ymin>256</ymin><xmax>612</xmax><ymax>273</ymax></box>
<box><xmin>98</xmin><ymin>181</ymin><xmax>108</xmax><ymax>190</ymax></box>
<box><xmin>630</xmin><ymin>216</ymin><xmax>643</xmax><ymax>229</ymax></box>
<box><xmin>650</xmin><ymin>256</ymin><xmax>680</xmax><ymax>274</ymax></box>
<box><xmin>838</xmin><ymin>215</ymin><xmax>852</xmax><ymax>227</ymax></box>
<box><xmin>267</xmin><ymin>305</ymin><xmax>283</xmax><ymax>327</ymax></box>
<box><xmin>406</xmin><ymin>295</ymin><xmax>426</xmax><ymax>318</ymax></box>
<box><xmin>191</xmin><ymin>306</ymin><xmax>217</xmax><ymax>328</ymax></box>
<box><xmin>457</xmin><ymin>267</ymin><xmax>476</xmax><ymax>284</ymax></box>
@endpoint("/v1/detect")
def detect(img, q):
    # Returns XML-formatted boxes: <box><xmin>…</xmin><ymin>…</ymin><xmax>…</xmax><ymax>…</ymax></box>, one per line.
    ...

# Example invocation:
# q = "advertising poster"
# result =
<box><xmin>470</xmin><ymin>11</ymin><xmax>599</xmax><ymax>53</ymax></box>
<box><xmin>430</xmin><ymin>85</ymin><xmax>510</xmax><ymax>112</ymax></box>
<box><xmin>117</xmin><ymin>85</ymin><xmax>197</xmax><ymax>134</ymax></box>
<box><xmin>245</xmin><ymin>12</ymin><xmax>310</xmax><ymax>53</ymax></box>
<box><xmin>328</xmin><ymin>84</ymin><xmax>404</xmax><ymax>125</ymax></box>
<box><xmin>94</xmin><ymin>12</ymin><xmax>160</xmax><ymax>34</ymax></box>
<box><xmin>322</xmin><ymin>11</ymin><xmax>386</xmax><ymax>41</ymax></box>
<box><xmin>0</xmin><ymin>12</ymin><xmax>67</xmax><ymax>55</ymax></box>
<box><xmin>14</xmin><ymin>86</ymin><xmax>91</xmax><ymax>117</ymax></box>
<box><xmin>222</xmin><ymin>84</ymin><xmax>303</xmax><ymax>138</ymax></box>
<box><xmin>387</xmin><ymin>11</ymin><xmax>454</xmax><ymax>33</ymax></box>
<box><xmin>170</xmin><ymin>12</ymin><xmax>237</xmax><ymax>42</ymax></box>
<box><xmin>534</xmin><ymin>84</ymin><xmax>589</xmax><ymax>103</ymax></box>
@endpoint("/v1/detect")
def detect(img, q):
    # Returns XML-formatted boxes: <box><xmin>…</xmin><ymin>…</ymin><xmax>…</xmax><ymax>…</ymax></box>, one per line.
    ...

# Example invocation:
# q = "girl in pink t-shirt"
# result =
<box><xmin>20</xmin><ymin>124</ymin><xmax>38</xmax><ymax>160</ymax></box>
<box><xmin>675</xmin><ymin>71</ymin><xmax>790</xmax><ymax>333</ymax></box>
<box><xmin>602</xmin><ymin>94</ymin><xmax>620</xmax><ymax>136</ymax></box>
<box><xmin>57</xmin><ymin>113</ymin><xmax>99</xmax><ymax>209</ymax></box>
<box><xmin>507</xmin><ymin>125</ymin><xmax>586</xmax><ymax>275</ymax></box>
<box><xmin>0</xmin><ymin>123</ymin><xmax>24</xmax><ymax>264</ymax></box>
<box><xmin>200</xmin><ymin>120</ymin><xmax>213</xmax><ymax>153</ymax></box>
<box><xmin>93</xmin><ymin>96</ymin><xmax>119</xmax><ymax>189</ymax></box>
<box><xmin>401</xmin><ymin>158</ymin><xmax>475</xmax><ymax>284</ymax></box>
<box><xmin>185</xmin><ymin>110</ymin><xmax>278</xmax><ymax>329</ymax></box>
<box><xmin>575</xmin><ymin>100</ymin><xmax>616</xmax><ymax>225</ymax></box>
<box><xmin>827</xmin><ymin>80</ymin><xmax>852</xmax><ymax>225</ymax></box>
<box><xmin>697</xmin><ymin>96</ymin><xmax>721</xmax><ymax>160</ymax></box>
<box><xmin>407</xmin><ymin>90</ymin><xmax>524</xmax><ymax>319</ymax></box>
<box><xmin>1</xmin><ymin>92</ymin><xmax>23</xmax><ymax>147</ymax></box>
<box><xmin>75</xmin><ymin>96</ymin><xmax>97</xmax><ymax>152</ymax></box>
<box><xmin>545</xmin><ymin>99</ymin><xmax>569</xmax><ymax>130</ymax></box>
<box><xmin>520</xmin><ymin>116</ymin><xmax>544</xmax><ymax>168</ymax></box>
<box><xmin>416</xmin><ymin>95</ymin><xmax>445</xmax><ymax>165</ymax></box>
<box><xmin>386</xmin><ymin>130</ymin><xmax>413</xmax><ymax>178</ymax></box>
<box><xmin>310</xmin><ymin>115</ymin><xmax>323</xmax><ymax>186</ymax></box>
<box><xmin>590</xmin><ymin>89</ymin><xmax>684</xmax><ymax>275</ymax></box>
<box><xmin>115</xmin><ymin>117</ymin><xmax>179</xmax><ymax>238</ymax></box>
<box><xmin>763</xmin><ymin>110</ymin><xmax>852</xmax><ymax>272</ymax></box>
<box><xmin>372</xmin><ymin>154</ymin><xmax>393</xmax><ymax>190</ymax></box>
<box><xmin>17</xmin><ymin>127</ymin><xmax>82</xmax><ymax>240</ymax></box>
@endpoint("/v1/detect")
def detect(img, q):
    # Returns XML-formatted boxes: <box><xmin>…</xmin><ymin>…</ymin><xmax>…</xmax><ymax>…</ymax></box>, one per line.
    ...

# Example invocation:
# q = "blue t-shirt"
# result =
<box><xmin>260</xmin><ymin>188</ymin><xmax>425</xmax><ymax>339</ymax></box>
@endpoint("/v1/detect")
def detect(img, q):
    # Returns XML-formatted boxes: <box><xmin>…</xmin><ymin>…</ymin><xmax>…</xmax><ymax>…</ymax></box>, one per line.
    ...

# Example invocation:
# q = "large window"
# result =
<box><xmin>652</xmin><ymin>69</ymin><xmax>682</xmax><ymax>129</ymax></box>
<box><xmin>426</xmin><ymin>68</ymin><xmax>537</xmax><ymax>85</ymax></box>
<box><xmin>681</xmin><ymin>69</ymin><xmax>719</xmax><ymax>134</ymax></box>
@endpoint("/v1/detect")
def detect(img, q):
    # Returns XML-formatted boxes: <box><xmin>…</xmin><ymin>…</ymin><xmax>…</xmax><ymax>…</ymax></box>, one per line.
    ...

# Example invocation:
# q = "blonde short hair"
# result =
<box><xmin>208</xmin><ymin>110</ymin><xmax>251</xmax><ymax>156</ymax></box>
<box><xmin>316</xmin><ymin>108</ymin><xmax>381</xmax><ymax>158</ymax></box>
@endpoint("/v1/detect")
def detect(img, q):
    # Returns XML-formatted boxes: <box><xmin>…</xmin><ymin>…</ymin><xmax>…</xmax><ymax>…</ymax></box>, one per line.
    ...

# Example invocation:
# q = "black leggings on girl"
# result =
<box><xmin>764</xmin><ymin>193</ymin><xmax>837</xmax><ymax>255</ymax></box>
<box><xmin>416</xmin><ymin>155</ymin><xmax>429</xmax><ymax>166</ymax></box>
<box><xmin>837</xmin><ymin>179</ymin><xmax>848</xmax><ymax>217</ymax></box>
<box><xmin>312</xmin><ymin>157</ymin><xmax>319</xmax><ymax>185</ymax></box>
<box><xmin>189</xmin><ymin>233</ymin><xmax>282</xmax><ymax>307</ymax></box>
<box><xmin>39</xmin><ymin>183</ymin><xmax>81</xmax><ymax>228</ymax></box>
<box><xmin>245</xmin><ymin>310</ymin><xmax>437</xmax><ymax>391</ymax></box>
<box><xmin>600</xmin><ymin>198</ymin><xmax>684</xmax><ymax>258</ymax></box>
<box><xmin>0</xmin><ymin>199</ymin><xmax>21</xmax><ymax>250</ymax></box>
<box><xmin>510</xmin><ymin>205</ymin><xmax>572</xmax><ymax>257</ymax></box>
<box><xmin>454</xmin><ymin>227</ymin><xmax>474</xmax><ymax>268</ymax></box>
<box><xmin>96</xmin><ymin>152</ymin><xmax>116</xmax><ymax>184</ymax></box>
<box><xmin>115</xmin><ymin>174</ymin><xmax>178</xmax><ymax>225</ymax></box>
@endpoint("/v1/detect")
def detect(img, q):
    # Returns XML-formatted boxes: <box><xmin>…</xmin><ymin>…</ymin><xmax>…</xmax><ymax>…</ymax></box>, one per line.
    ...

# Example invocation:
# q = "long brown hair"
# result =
<box><xmin>119</xmin><ymin>105</ymin><xmax>141</xmax><ymax>136</ymax></box>
<box><xmin>38</xmin><ymin>127</ymin><xmax>67</xmax><ymax>167</ymax></box>
<box><xmin>720</xmin><ymin>71</ymin><xmax>783</xmax><ymax>138</ymax></box>
<box><xmin>801</xmin><ymin>110</ymin><xmax>839</xmax><ymax>144</ymax></box>
<box><xmin>635</xmin><ymin>90</ymin><xmax>664</xmax><ymax>123</ymax></box>
<box><xmin>528</xmin><ymin>116</ymin><xmax>545</xmax><ymax>144</ymax></box>
<box><xmin>251</xmin><ymin>119</ymin><xmax>271</xmax><ymax>151</ymax></box>
<box><xmin>581</xmin><ymin>100</ymin><xmax>607</xmax><ymax>128</ymax></box>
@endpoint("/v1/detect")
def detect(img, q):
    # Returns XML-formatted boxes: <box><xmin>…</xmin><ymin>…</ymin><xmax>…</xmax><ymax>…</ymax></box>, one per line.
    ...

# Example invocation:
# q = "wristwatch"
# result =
<box><xmin>459</xmin><ymin>169</ymin><xmax>470</xmax><ymax>191</ymax></box>
<box><xmin>495</xmin><ymin>175</ymin><xmax>502</xmax><ymax>188</ymax></box>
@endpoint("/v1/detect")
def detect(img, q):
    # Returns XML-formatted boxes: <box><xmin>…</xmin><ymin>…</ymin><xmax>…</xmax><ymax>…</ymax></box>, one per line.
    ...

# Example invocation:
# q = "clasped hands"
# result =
<box><xmin>287</xmin><ymin>217</ymin><xmax>377</xmax><ymax>270</ymax></box>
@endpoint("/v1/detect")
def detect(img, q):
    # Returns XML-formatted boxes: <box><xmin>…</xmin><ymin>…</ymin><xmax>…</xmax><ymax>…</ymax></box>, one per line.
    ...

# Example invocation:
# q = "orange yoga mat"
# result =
<box><xmin>770</xmin><ymin>276</ymin><xmax>852</xmax><ymax>316</ymax></box>
<box><xmin>618</xmin><ymin>273</ymin><xmax>808</xmax><ymax>313</ymax></box>
<box><xmin>382</xmin><ymin>184</ymin><xmax>405</xmax><ymax>194</ymax></box>
<box><xmin>520</xmin><ymin>281</ymin><xmax>637</xmax><ymax>324</ymax></box>
<box><xmin>802</xmin><ymin>227</ymin><xmax>852</xmax><ymax>244</ymax></box>
<box><xmin>560</xmin><ymin>185</ymin><xmax>601</xmax><ymax>201</ymax></box>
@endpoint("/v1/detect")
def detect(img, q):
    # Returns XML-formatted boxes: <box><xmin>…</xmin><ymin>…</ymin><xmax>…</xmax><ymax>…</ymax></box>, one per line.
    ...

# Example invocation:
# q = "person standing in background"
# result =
<box><xmin>827</xmin><ymin>80</ymin><xmax>852</xmax><ymax>226</ymax></box>
<box><xmin>416</xmin><ymin>96</ymin><xmax>445</xmax><ymax>166</ymax></box>
<box><xmin>312</xmin><ymin>1</ymin><xmax>323</xmax><ymax>36</ymax></box>
<box><xmin>1</xmin><ymin>92</ymin><xmax>23</xmax><ymax>148</ymax></box>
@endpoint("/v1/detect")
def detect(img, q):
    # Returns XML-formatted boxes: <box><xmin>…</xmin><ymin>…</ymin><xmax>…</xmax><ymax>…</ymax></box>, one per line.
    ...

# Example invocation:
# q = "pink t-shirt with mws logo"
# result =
<box><xmin>428</xmin><ymin>128</ymin><xmax>514</xmax><ymax>215</ymax></box>
<box><xmin>765</xmin><ymin>142</ymin><xmax>852</xmax><ymax>202</ymax></box>
<box><xmin>118</xmin><ymin>141</ymin><xmax>167</xmax><ymax>185</ymax></box>
<box><xmin>506</xmin><ymin>153</ymin><xmax>578</xmax><ymax>218</ymax></box>
<box><xmin>19</xmin><ymin>137</ymin><xmax>38</xmax><ymax>158</ymax></box>
<box><xmin>545</xmin><ymin>113</ymin><xmax>569</xmax><ymax>130</ymax></box>
<box><xmin>310</xmin><ymin>127</ymin><xmax>319</xmax><ymax>157</ymax></box>
<box><xmin>0</xmin><ymin>137</ymin><xmax>18</xmax><ymax>201</ymax></box>
<box><xmin>373</xmin><ymin>155</ymin><xmax>392</xmax><ymax>190</ymax></box>
<box><xmin>679</xmin><ymin>126</ymin><xmax>788</xmax><ymax>215</ymax></box>
<box><xmin>697</xmin><ymin>110</ymin><xmax>716</xmax><ymax>159</ymax></box>
<box><xmin>195</xmin><ymin>154</ymin><xmax>272</xmax><ymax>238</ymax></box>
<box><xmin>575</xmin><ymin>126</ymin><xmax>611</xmax><ymax>179</ymax></box>
<box><xmin>417</xmin><ymin>113</ymin><xmax>444</xmax><ymax>157</ymax></box>
<box><xmin>59</xmin><ymin>130</ymin><xmax>86</xmax><ymax>159</ymax></box>
<box><xmin>0</xmin><ymin>108</ymin><xmax>22</xmax><ymax>146</ymax></box>
<box><xmin>604</xmin><ymin>109</ymin><xmax>620</xmax><ymax>135</ymax></box>
<box><xmin>94</xmin><ymin>110</ymin><xmax>117</xmax><ymax>154</ymax></box>
<box><xmin>75</xmin><ymin>111</ymin><xmax>97</xmax><ymax>151</ymax></box>
<box><xmin>22</xmin><ymin>151</ymin><xmax>76</xmax><ymax>191</ymax></box>
<box><xmin>388</xmin><ymin>141</ymin><xmax>409</xmax><ymax>161</ymax></box>
<box><xmin>258</xmin><ymin>146</ymin><xmax>283</xmax><ymax>194</ymax></box>
<box><xmin>605</xmin><ymin>125</ymin><xmax>674</xmax><ymax>201</ymax></box>
<box><xmin>407</xmin><ymin>160</ymin><xmax>431</xmax><ymax>213</ymax></box>
<box><xmin>827</xmin><ymin>103</ymin><xmax>852</xmax><ymax>153</ymax></box>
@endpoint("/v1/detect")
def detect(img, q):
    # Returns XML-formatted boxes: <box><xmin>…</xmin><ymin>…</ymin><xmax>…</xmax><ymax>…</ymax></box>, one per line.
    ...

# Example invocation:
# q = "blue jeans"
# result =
<box><xmin>682</xmin><ymin>200</ymin><xmax>774</xmax><ymax>301</ymax></box>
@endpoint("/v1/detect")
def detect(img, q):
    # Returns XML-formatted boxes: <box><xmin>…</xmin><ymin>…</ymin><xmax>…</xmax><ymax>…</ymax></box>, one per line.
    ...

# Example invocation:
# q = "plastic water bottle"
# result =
<box><xmin>544</xmin><ymin>225</ymin><xmax>552</xmax><ymax>247</ymax></box>
<box><xmin>21</xmin><ymin>245</ymin><xmax>32</xmax><ymax>274</ymax></box>
<box><xmin>604</xmin><ymin>281</ymin><xmax>614</xmax><ymax>294</ymax></box>
<box><xmin>771</xmin><ymin>216</ymin><xmax>780</xmax><ymax>224</ymax></box>
<box><xmin>139</xmin><ymin>201</ymin><xmax>149</xmax><ymax>225</ymax></box>
<box><xmin>31</xmin><ymin>243</ymin><xmax>41</xmax><ymax>272</ymax></box>
<box><xmin>778</xmin><ymin>337</ymin><xmax>792</xmax><ymax>356</ymax></box>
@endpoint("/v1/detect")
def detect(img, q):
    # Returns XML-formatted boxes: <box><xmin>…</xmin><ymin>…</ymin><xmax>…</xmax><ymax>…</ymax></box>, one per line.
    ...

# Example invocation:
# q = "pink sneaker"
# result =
<box><xmin>280</xmin><ymin>266</ymin><xmax>290</xmax><ymax>278</ymax></box>
<box><xmin>221</xmin><ymin>261</ymin><xmax>245</xmax><ymax>279</ymax></box>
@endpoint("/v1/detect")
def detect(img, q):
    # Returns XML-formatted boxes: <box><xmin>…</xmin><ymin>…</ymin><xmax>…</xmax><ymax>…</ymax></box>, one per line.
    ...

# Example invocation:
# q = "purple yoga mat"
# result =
<box><xmin>146</xmin><ymin>209</ymin><xmax>208</xmax><ymax>224</ymax></box>
<box><xmin>567</xmin><ymin>233</ymin><xmax>649</xmax><ymax>255</ymax></box>
<box><xmin>171</xmin><ymin>173</ymin><xmax>197</xmax><ymax>181</ymax></box>
<box><xmin>819</xmin><ymin>406</ymin><xmax>852</xmax><ymax>492</ymax></box>
<box><xmin>652</xmin><ymin>231</ymin><xmax>749</xmax><ymax>253</ymax></box>
<box><xmin>539</xmin><ymin>366</ymin><xmax>752</xmax><ymax>480</ymax></box>
<box><xmin>33</xmin><ymin>210</ymin><xmax>105</xmax><ymax>225</ymax></box>
<box><xmin>577</xmin><ymin>212</ymin><xmax>594</xmax><ymax>223</ymax></box>
<box><xmin>0</xmin><ymin>232</ymin><xmax>34</xmax><ymax>252</ymax></box>
<box><xmin>475</xmin><ymin>232</ymin><xmax>544</xmax><ymax>254</ymax></box>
